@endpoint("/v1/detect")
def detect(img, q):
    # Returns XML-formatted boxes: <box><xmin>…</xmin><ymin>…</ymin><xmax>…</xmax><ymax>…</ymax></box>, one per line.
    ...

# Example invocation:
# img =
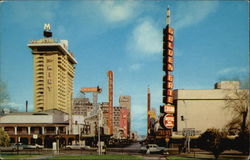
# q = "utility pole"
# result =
<box><xmin>147</xmin><ymin>88</ymin><xmax>151</xmax><ymax>137</ymax></box>
<box><xmin>25</xmin><ymin>101</ymin><xmax>28</xmax><ymax>112</ymax></box>
<box><xmin>183</xmin><ymin>100</ymin><xmax>190</xmax><ymax>153</ymax></box>
<box><xmin>98</xmin><ymin>106</ymin><xmax>103</xmax><ymax>155</ymax></box>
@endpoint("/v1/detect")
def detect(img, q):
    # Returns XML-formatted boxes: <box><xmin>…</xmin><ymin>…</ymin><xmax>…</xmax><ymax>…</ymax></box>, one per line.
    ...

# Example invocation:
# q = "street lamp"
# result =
<box><xmin>98</xmin><ymin>105</ymin><xmax>103</xmax><ymax>155</ymax></box>
<box><xmin>182</xmin><ymin>100</ymin><xmax>190</xmax><ymax>153</ymax></box>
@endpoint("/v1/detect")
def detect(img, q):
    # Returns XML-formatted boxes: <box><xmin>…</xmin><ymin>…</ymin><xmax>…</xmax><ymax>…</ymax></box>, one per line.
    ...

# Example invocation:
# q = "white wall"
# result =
<box><xmin>175</xmin><ymin>89</ymin><xmax>240</xmax><ymax>134</ymax></box>
<box><xmin>177</xmin><ymin>99</ymin><xmax>232</xmax><ymax>133</ymax></box>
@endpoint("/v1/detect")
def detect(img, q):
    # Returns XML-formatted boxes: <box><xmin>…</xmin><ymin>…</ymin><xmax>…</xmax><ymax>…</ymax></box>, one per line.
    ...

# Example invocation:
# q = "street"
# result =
<box><xmin>0</xmin><ymin>142</ymin><xmax>249</xmax><ymax>160</ymax></box>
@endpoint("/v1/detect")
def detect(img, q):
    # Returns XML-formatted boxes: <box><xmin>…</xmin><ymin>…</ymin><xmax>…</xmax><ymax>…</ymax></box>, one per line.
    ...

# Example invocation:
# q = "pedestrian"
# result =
<box><xmin>103</xmin><ymin>145</ymin><xmax>107</xmax><ymax>154</ymax></box>
<box><xmin>183</xmin><ymin>146</ymin><xmax>186</xmax><ymax>153</ymax></box>
<box><xmin>178</xmin><ymin>144</ymin><xmax>182</xmax><ymax>154</ymax></box>
<box><xmin>146</xmin><ymin>145</ymin><xmax>150</xmax><ymax>154</ymax></box>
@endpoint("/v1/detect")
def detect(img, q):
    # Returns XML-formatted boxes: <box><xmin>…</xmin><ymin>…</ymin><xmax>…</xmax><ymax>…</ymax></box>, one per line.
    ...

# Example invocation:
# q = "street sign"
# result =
<box><xmin>182</xmin><ymin>128</ymin><xmax>195</xmax><ymax>136</ymax></box>
<box><xmin>33</xmin><ymin>134</ymin><xmax>38</xmax><ymax>139</ymax></box>
<box><xmin>163</xmin><ymin>114</ymin><xmax>174</xmax><ymax>129</ymax></box>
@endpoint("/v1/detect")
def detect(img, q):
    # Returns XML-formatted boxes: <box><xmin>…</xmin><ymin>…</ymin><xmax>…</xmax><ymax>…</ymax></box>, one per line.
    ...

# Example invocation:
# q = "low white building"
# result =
<box><xmin>173</xmin><ymin>81</ymin><xmax>248</xmax><ymax>136</ymax></box>
<box><xmin>0</xmin><ymin>109</ymin><xmax>88</xmax><ymax>147</ymax></box>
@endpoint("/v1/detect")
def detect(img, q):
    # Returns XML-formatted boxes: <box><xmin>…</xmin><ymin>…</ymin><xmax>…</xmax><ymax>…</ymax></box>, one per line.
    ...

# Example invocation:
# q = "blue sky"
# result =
<box><xmin>0</xmin><ymin>1</ymin><xmax>249</xmax><ymax>135</ymax></box>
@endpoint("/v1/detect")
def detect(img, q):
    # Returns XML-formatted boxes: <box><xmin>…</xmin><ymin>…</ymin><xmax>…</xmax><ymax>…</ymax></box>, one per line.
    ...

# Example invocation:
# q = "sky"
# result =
<box><xmin>0</xmin><ymin>0</ymin><xmax>249</xmax><ymax>135</ymax></box>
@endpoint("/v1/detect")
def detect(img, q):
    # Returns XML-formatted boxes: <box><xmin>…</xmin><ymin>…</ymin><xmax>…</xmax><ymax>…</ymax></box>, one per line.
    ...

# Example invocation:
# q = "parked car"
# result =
<box><xmin>65</xmin><ymin>144</ymin><xmax>95</xmax><ymax>150</ymax></box>
<box><xmin>22</xmin><ymin>144</ymin><xmax>44</xmax><ymax>149</ymax></box>
<box><xmin>140</xmin><ymin>144</ymin><xmax>167</xmax><ymax>154</ymax></box>
<box><xmin>0</xmin><ymin>143</ymin><xmax>23</xmax><ymax>152</ymax></box>
<box><xmin>83</xmin><ymin>145</ymin><xmax>97</xmax><ymax>151</ymax></box>
<box><xmin>65</xmin><ymin>144</ymin><xmax>84</xmax><ymax>150</ymax></box>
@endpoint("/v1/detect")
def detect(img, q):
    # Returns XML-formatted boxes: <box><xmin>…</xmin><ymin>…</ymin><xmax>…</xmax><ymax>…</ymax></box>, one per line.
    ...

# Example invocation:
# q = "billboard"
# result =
<box><xmin>80</xmin><ymin>87</ymin><xmax>102</xmax><ymax>93</ymax></box>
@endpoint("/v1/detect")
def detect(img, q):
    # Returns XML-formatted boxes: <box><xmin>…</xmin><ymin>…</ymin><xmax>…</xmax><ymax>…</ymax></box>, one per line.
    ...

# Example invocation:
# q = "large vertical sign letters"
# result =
<box><xmin>160</xmin><ymin>25</ymin><xmax>175</xmax><ymax>130</ymax></box>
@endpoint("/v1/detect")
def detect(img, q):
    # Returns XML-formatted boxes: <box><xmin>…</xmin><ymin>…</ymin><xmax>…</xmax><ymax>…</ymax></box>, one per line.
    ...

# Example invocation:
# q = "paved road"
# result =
<box><xmin>107</xmin><ymin>142</ymin><xmax>141</xmax><ymax>153</ymax></box>
<box><xmin>2</xmin><ymin>143</ymin><xmax>248</xmax><ymax>160</ymax></box>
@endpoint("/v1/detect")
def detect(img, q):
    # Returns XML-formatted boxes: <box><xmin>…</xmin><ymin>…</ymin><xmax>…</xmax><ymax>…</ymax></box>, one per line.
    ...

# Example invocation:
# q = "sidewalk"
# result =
<box><xmin>177</xmin><ymin>150</ymin><xmax>249</xmax><ymax>160</ymax></box>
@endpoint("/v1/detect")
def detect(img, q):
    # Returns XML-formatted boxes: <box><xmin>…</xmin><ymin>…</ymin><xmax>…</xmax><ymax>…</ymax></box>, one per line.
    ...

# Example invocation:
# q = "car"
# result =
<box><xmin>65</xmin><ymin>144</ymin><xmax>84</xmax><ymax>150</ymax></box>
<box><xmin>65</xmin><ymin>144</ymin><xmax>96</xmax><ymax>150</ymax></box>
<box><xmin>0</xmin><ymin>143</ymin><xmax>23</xmax><ymax>152</ymax></box>
<box><xmin>22</xmin><ymin>144</ymin><xmax>44</xmax><ymax>149</ymax></box>
<box><xmin>140</xmin><ymin>144</ymin><xmax>168</xmax><ymax>154</ymax></box>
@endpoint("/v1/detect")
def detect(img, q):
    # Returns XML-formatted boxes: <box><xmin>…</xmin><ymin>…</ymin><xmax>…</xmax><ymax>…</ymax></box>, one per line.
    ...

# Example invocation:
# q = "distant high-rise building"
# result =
<box><xmin>28</xmin><ymin>25</ymin><xmax>77</xmax><ymax>113</ymax></box>
<box><xmin>72</xmin><ymin>99</ymin><xmax>111</xmax><ymax>136</ymax></box>
<box><xmin>73</xmin><ymin>98</ymin><xmax>92</xmax><ymax>116</ymax></box>
<box><xmin>112</xmin><ymin>106</ymin><xmax>128</xmax><ymax>138</ymax></box>
<box><xmin>119</xmin><ymin>108</ymin><xmax>128</xmax><ymax>138</ymax></box>
<box><xmin>119</xmin><ymin>96</ymin><xmax>131</xmax><ymax>136</ymax></box>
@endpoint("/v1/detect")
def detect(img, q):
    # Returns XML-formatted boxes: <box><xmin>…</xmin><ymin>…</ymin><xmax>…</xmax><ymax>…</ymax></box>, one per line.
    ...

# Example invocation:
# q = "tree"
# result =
<box><xmin>0</xmin><ymin>128</ymin><xmax>10</xmax><ymax>147</ymax></box>
<box><xmin>0</xmin><ymin>79</ymin><xmax>10</xmax><ymax>114</ymax></box>
<box><xmin>233</xmin><ymin>131</ymin><xmax>249</xmax><ymax>154</ymax></box>
<box><xmin>0</xmin><ymin>80</ymin><xmax>9</xmax><ymax>105</ymax></box>
<box><xmin>198</xmin><ymin>128</ymin><xmax>231</xmax><ymax>159</ymax></box>
<box><xmin>224</xmin><ymin>89</ymin><xmax>250</xmax><ymax>154</ymax></box>
<box><xmin>0</xmin><ymin>80</ymin><xmax>17</xmax><ymax>115</ymax></box>
<box><xmin>224</xmin><ymin>90</ymin><xmax>249</xmax><ymax>134</ymax></box>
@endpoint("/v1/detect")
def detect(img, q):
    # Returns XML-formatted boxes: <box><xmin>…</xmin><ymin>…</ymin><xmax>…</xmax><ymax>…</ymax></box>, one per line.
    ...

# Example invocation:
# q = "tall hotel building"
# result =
<box><xmin>28</xmin><ymin>25</ymin><xmax>77</xmax><ymax>114</ymax></box>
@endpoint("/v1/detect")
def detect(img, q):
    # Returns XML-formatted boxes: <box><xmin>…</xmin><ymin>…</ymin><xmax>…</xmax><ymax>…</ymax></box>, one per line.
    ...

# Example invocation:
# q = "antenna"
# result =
<box><xmin>167</xmin><ymin>7</ymin><xmax>171</xmax><ymax>26</ymax></box>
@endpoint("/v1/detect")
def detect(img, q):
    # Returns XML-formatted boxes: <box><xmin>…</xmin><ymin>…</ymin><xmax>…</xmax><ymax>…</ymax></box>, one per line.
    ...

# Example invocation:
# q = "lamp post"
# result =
<box><xmin>98</xmin><ymin>105</ymin><xmax>103</xmax><ymax>155</ymax></box>
<box><xmin>182</xmin><ymin>100</ymin><xmax>190</xmax><ymax>153</ymax></box>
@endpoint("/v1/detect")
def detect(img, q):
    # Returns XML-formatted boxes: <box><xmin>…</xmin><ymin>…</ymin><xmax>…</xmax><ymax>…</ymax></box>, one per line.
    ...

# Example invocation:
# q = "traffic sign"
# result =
<box><xmin>182</xmin><ymin>128</ymin><xmax>195</xmax><ymax>136</ymax></box>
<box><xmin>33</xmin><ymin>134</ymin><xmax>38</xmax><ymax>139</ymax></box>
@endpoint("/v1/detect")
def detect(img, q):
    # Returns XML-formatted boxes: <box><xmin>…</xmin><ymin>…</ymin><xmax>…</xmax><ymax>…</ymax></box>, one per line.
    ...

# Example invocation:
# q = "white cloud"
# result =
<box><xmin>99</xmin><ymin>1</ymin><xmax>139</xmax><ymax>23</ymax></box>
<box><xmin>127</xmin><ymin>19</ymin><xmax>162</xmax><ymax>56</ymax></box>
<box><xmin>217</xmin><ymin>67</ymin><xmax>248</xmax><ymax>75</ymax></box>
<box><xmin>173</xmin><ymin>1</ymin><xmax>219</xmax><ymax>31</ymax></box>
<box><xmin>100</xmin><ymin>1</ymin><xmax>137</xmax><ymax>22</ymax></box>
<box><xmin>65</xmin><ymin>1</ymin><xmax>143</xmax><ymax>37</ymax></box>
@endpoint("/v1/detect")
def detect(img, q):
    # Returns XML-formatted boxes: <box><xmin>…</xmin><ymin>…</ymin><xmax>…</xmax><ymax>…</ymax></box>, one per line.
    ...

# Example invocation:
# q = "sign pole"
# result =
<box><xmin>188</xmin><ymin>136</ymin><xmax>190</xmax><ymax>153</ymax></box>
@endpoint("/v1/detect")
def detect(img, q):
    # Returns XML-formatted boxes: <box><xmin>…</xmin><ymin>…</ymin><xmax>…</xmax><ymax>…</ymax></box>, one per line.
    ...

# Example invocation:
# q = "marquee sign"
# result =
<box><xmin>160</xmin><ymin>24</ymin><xmax>175</xmax><ymax>130</ymax></box>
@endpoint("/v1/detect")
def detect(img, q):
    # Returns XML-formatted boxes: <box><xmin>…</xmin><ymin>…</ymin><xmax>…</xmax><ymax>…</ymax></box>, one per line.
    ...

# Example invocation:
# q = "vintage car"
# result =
<box><xmin>140</xmin><ymin>144</ymin><xmax>168</xmax><ymax>154</ymax></box>
<box><xmin>22</xmin><ymin>144</ymin><xmax>44</xmax><ymax>149</ymax></box>
<box><xmin>0</xmin><ymin>143</ymin><xmax>23</xmax><ymax>152</ymax></box>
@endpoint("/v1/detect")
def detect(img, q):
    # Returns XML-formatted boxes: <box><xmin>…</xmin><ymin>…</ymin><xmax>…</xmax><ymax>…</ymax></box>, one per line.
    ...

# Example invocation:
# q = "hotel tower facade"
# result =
<box><xmin>28</xmin><ymin>24</ymin><xmax>77</xmax><ymax>114</ymax></box>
